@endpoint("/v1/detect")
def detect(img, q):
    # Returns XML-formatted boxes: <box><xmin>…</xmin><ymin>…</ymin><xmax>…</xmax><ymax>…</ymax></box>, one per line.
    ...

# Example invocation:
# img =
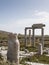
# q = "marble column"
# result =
<box><xmin>29</xmin><ymin>30</ymin><xmax>31</xmax><ymax>46</ymax></box>
<box><xmin>25</xmin><ymin>28</ymin><xmax>27</xmax><ymax>47</ymax></box>
<box><xmin>38</xmin><ymin>43</ymin><xmax>43</xmax><ymax>55</ymax></box>
<box><xmin>41</xmin><ymin>28</ymin><xmax>44</xmax><ymax>48</ymax></box>
<box><xmin>32</xmin><ymin>28</ymin><xmax>35</xmax><ymax>47</ymax></box>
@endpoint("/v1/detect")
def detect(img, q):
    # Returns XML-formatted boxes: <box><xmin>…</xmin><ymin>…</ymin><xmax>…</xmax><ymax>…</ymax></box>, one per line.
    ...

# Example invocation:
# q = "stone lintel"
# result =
<box><xmin>25</xmin><ymin>27</ymin><xmax>32</xmax><ymax>30</ymax></box>
<box><xmin>32</xmin><ymin>24</ymin><xmax>45</xmax><ymax>29</ymax></box>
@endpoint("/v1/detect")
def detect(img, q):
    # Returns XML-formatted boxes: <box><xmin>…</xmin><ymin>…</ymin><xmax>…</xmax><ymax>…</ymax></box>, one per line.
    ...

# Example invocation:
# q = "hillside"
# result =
<box><xmin>0</xmin><ymin>30</ymin><xmax>49</xmax><ymax>47</ymax></box>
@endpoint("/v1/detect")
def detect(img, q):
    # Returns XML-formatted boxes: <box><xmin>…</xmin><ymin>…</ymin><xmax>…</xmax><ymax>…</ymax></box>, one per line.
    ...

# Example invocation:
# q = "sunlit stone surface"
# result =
<box><xmin>38</xmin><ymin>43</ymin><xmax>43</xmax><ymax>55</ymax></box>
<box><xmin>7</xmin><ymin>33</ymin><xmax>20</xmax><ymax>65</ymax></box>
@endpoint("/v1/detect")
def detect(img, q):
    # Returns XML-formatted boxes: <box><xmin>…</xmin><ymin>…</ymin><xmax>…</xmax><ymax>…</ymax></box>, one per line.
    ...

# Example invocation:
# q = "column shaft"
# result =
<box><xmin>32</xmin><ymin>28</ymin><xmax>35</xmax><ymax>47</ymax></box>
<box><xmin>25</xmin><ymin>28</ymin><xmax>27</xmax><ymax>47</ymax></box>
<box><xmin>29</xmin><ymin>30</ymin><xmax>31</xmax><ymax>46</ymax></box>
<box><xmin>41</xmin><ymin>28</ymin><xmax>44</xmax><ymax>48</ymax></box>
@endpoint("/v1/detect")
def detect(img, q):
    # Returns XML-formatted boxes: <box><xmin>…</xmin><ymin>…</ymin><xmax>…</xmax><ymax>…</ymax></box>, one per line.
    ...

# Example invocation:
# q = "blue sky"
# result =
<box><xmin>0</xmin><ymin>0</ymin><xmax>49</xmax><ymax>35</ymax></box>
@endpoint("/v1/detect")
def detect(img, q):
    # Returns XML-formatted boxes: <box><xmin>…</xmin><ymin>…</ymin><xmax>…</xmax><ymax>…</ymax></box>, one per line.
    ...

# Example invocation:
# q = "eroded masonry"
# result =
<box><xmin>25</xmin><ymin>24</ymin><xmax>45</xmax><ymax>47</ymax></box>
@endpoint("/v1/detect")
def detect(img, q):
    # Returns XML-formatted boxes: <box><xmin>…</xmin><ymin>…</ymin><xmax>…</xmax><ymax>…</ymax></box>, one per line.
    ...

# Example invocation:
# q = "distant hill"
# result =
<box><xmin>0</xmin><ymin>30</ymin><xmax>11</xmax><ymax>34</ymax></box>
<box><xmin>0</xmin><ymin>30</ymin><xmax>11</xmax><ymax>40</ymax></box>
<box><xmin>0</xmin><ymin>30</ymin><xmax>49</xmax><ymax>46</ymax></box>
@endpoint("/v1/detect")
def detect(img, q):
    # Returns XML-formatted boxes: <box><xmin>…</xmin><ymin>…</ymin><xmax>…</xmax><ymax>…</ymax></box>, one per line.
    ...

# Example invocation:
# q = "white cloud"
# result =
<box><xmin>0</xmin><ymin>10</ymin><xmax>49</xmax><ymax>35</ymax></box>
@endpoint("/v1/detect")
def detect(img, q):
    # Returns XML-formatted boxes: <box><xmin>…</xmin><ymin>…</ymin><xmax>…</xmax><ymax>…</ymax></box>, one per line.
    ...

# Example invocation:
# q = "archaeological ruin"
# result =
<box><xmin>7</xmin><ymin>33</ymin><xmax>20</xmax><ymax>65</ymax></box>
<box><xmin>25</xmin><ymin>23</ymin><xmax>45</xmax><ymax>47</ymax></box>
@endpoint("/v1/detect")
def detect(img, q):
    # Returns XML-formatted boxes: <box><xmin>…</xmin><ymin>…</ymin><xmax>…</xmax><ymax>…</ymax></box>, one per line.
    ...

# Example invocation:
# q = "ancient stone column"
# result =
<box><xmin>25</xmin><ymin>28</ymin><xmax>27</xmax><ymax>47</ymax></box>
<box><xmin>41</xmin><ymin>28</ymin><xmax>44</xmax><ymax>48</ymax></box>
<box><xmin>38</xmin><ymin>43</ymin><xmax>43</xmax><ymax>55</ymax></box>
<box><xmin>29</xmin><ymin>30</ymin><xmax>31</xmax><ymax>46</ymax></box>
<box><xmin>32</xmin><ymin>28</ymin><xmax>35</xmax><ymax>47</ymax></box>
<box><xmin>7</xmin><ymin>33</ymin><xmax>20</xmax><ymax>65</ymax></box>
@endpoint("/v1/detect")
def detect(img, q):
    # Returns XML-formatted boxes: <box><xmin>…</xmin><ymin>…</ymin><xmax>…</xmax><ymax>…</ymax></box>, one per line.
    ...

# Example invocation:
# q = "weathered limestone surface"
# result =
<box><xmin>32</xmin><ymin>23</ymin><xmax>45</xmax><ymax>28</ymax></box>
<box><xmin>25</xmin><ymin>23</ymin><xmax>45</xmax><ymax>47</ymax></box>
<box><xmin>29</xmin><ymin>30</ymin><xmax>31</xmax><ymax>46</ymax></box>
<box><xmin>7</xmin><ymin>33</ymin><xmax>20</xmax><ymax>65</ymax></box>
<box><xmin>38</xmin><ymin>43</ymin><xmax>43</xmax><ymax>55</ymax></box>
